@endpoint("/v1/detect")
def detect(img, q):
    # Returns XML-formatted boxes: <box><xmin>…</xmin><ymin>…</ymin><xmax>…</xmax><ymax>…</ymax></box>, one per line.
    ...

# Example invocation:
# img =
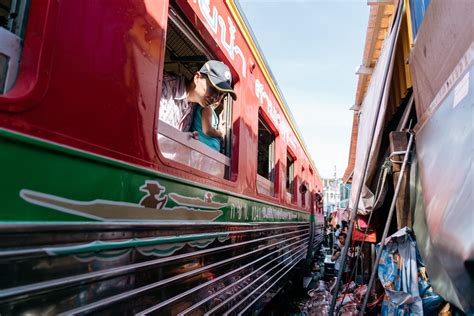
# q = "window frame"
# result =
<box><xmin>158</xmin><ymin>120</ymin><xmax>231</xmax><ymax>166</ymax></box>
<box><xmin>154</xmin><ymin>4</ymin><xmax>238</xmax><ymax>184</ymax></box>
<box><xmin>0</xmin><ymin>0</ymin><xmax>55</xmax><ymax>112</ymax></box>
<box><xmin>256</xmin><ymin>111</ymin><xmax>277</xmax><ymax>197</ymax></box>
<box><xmin>285</xmin><ymin>149</ymin><xmax>296</xmax><ymax>204</ymax></box>
<box><xmin>0</xmin><ymin>0</ymin><xmax>29</xmax><ymax>92</ymax></box>
<box><xmin>0</xmin><ymin>26</ymin><xmax>21</xmax><ymax>93</ymax></box>
<box><xmin>301</xmin><ymin>166</ymin><xmax>306</xmax><ymax>208</ymax></box>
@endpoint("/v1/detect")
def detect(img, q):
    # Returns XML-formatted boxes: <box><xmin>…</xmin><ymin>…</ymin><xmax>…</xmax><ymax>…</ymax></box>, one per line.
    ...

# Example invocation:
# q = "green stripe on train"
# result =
<box><xmin>0</xmin><ymin>129</ymin><xmax>309</xmax><ymax>223</ymax></box>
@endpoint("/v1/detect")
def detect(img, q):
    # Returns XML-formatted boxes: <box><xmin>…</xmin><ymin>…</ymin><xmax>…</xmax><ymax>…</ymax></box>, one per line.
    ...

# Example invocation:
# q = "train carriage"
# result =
<box><xmin>0</xmin><ymin>0</ymin><xmax>324</xmax><ymax>314</ymax></box>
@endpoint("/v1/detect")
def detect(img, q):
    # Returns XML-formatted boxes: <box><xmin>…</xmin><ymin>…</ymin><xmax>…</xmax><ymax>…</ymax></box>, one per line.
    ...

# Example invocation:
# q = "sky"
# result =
<box><xmin>238</xmin><ymin>0</ymin><xmax>370</xmax><ymax>179</ymax></box>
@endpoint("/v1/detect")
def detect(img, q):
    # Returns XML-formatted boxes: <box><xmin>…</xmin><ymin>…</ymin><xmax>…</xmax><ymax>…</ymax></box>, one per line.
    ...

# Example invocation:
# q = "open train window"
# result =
<box><xmin>157</xmin><ymin>5</ymin><xmax>234</xmax><ymax>179</ymax></box>
<box><xmin>256</xmin><ymin>114</ymin><xmax>276</xmax><ymax>196</ymax></box>
<box><xmin>301</xmin><ymin>167</ymin><xmax>307</xmax><ymax>208</ymax></box>
<box><xmin>0</xmin><ymin>0</ymin><xmax>29</xmax><ymax>93</ymax></box>
<box><xmin>286</xmin><ymin>150</ymin><xmax>295</xmax><ymax>203</ymax></box>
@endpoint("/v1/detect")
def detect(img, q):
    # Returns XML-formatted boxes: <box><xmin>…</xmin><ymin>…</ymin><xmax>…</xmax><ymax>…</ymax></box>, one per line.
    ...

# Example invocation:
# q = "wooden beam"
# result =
<box><xmin>365</xmin><ymin>6</ymin><xmax>385</xmax><ymax>67</ymax></box>
<box><xmin>349</xmin><ymin>103</ymin><xmax>361</xmax><ymax>111</ymax></box>
<box><xmin>356</xmin><ymin>65</ymin><xmax>374</xmax><ymax>75</ymax></box>
<box><xmin>367</xmin><ymin>0</ymin><xmax>394</xmax><ymax>5</ymax></box>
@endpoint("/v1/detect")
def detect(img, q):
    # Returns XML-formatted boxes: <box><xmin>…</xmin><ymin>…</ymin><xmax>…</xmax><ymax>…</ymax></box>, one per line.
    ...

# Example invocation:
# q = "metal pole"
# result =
<box><xmin>328</xmin><ymin>2</ymin><xmax>404</xmax><ymax>314</ymax></box>
<box><xmin>350</xmin><ymin>158</ymin><xmax>390</xmax><ymax>280</ymax></box>
<box><xmin>327</xmin><ymin>123</ymin><xmax>376</xmax><ymax>315</ymax></box>
<box><xmin>359</xmin><ymin>131</ymin><xmax>414</xmax><ymax>315</ymax></box>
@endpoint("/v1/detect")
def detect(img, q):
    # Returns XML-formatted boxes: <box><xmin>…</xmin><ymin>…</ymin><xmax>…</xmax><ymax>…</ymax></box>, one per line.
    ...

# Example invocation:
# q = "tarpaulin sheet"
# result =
<box><xmin>377</xmin><ymin>227</ymin><xmax>443</xmax><ymax>315</ymax></box>
<box><xmin>349</xmin><ymin>1</ymin><xmax>403</xmax><ymax>215</ymax></box>
<box><xmin>410</xmin><ymin>1</ymin><xmax>474</xmax><ymax>312</ymax></box>
<box><xmin>413</xmin><ymin>49</ymin><xmax>474</xmax><ymax>313</ymax></box>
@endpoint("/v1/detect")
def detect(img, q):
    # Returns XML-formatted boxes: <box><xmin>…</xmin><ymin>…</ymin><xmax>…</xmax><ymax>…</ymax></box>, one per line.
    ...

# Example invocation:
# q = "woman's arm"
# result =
<box><xmin>201</xmin><ymin>107</ymin><xmax>223</xmax><ymax>139</ymax></box>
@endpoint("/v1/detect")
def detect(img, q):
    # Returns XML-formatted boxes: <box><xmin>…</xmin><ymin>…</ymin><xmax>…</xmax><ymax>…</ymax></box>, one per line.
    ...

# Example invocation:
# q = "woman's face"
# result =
<box><xmin>194</xmin><ymin>73</ymin><xmax>224</xmax><ymax>108</ymax></box>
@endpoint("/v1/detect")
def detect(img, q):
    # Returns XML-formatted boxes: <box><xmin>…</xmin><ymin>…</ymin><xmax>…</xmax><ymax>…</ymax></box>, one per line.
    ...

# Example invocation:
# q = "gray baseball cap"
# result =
<box><xmin>199</xmin><ymin>60</ymin><xmax>237</xmax><ymax>100</ymax></box>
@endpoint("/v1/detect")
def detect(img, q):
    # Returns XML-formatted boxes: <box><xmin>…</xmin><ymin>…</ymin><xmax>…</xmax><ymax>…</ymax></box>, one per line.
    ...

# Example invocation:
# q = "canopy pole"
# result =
<box><xmin>328</xmin><ymin>2</ymin><xmax>404</xmax><ymax>314</ymax></box>
<box><xmin>359</xmin><ymin>131</ymin><xmax>414</xmax><ymax>315</ymax></box>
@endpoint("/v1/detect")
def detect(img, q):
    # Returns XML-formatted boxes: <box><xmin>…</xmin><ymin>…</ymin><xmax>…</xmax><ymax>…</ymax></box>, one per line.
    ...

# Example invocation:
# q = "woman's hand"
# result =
<box><xmin>217</xmin><ymin>121</ymin><xmax>226</xmax><ymax>141</ymax></box>
<box><xmin>189</xmin><ymin>131</ymin><xmax>199</xmax><ymax>139</ymax></box>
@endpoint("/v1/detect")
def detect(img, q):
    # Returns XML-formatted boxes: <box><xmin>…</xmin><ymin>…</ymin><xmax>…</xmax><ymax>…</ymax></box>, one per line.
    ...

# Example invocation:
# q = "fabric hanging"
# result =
<box><xmin>377</xmin><ymin>227</ymin><xmax>443</xmax><ymax>315</ymax></box>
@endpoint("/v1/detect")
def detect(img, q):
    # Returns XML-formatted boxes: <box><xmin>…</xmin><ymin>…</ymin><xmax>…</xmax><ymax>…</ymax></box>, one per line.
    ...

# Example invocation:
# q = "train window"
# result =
<box><xmin>157</xmin><ymin>5</ymin><xmax>234</xmax><ymax>179</ymax></box>
<box><xmin>0</xmin><ymin>0</ymin><xmax>29</xmax><ymax>93</ymax></box>
<box><xmin>257</xmin><ymin>114</ymin><xmax>276</xmax><ymax>196</ymax></box>
<box><xmin>286</xmin><ymin>151</ymin><xmax>295</xmax><ymax>203</ymax></box>
<box><xmin>215</xmin><ymin>95</ymin><xmax>233</xmax><ymax>157</ymax></box>
<box><xmin>301</xmin><ymin>166</ymin><xmax>306</xmax><ymax>208</ymax></box>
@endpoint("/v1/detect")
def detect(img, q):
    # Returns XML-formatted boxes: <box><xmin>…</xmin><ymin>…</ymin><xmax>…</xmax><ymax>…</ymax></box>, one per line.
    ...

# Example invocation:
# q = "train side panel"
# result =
<box><xmin>0</xmin><ymin>0</ymin><xmax>324</xmax><ymax>313</ymax></box>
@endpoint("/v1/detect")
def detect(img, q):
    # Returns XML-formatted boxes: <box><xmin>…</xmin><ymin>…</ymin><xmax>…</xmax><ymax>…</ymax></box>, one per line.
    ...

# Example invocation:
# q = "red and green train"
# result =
<box><xmin>0</xmin><ymin>0</ymin><xmax>324</xmax><ymax>314</ymax></box>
